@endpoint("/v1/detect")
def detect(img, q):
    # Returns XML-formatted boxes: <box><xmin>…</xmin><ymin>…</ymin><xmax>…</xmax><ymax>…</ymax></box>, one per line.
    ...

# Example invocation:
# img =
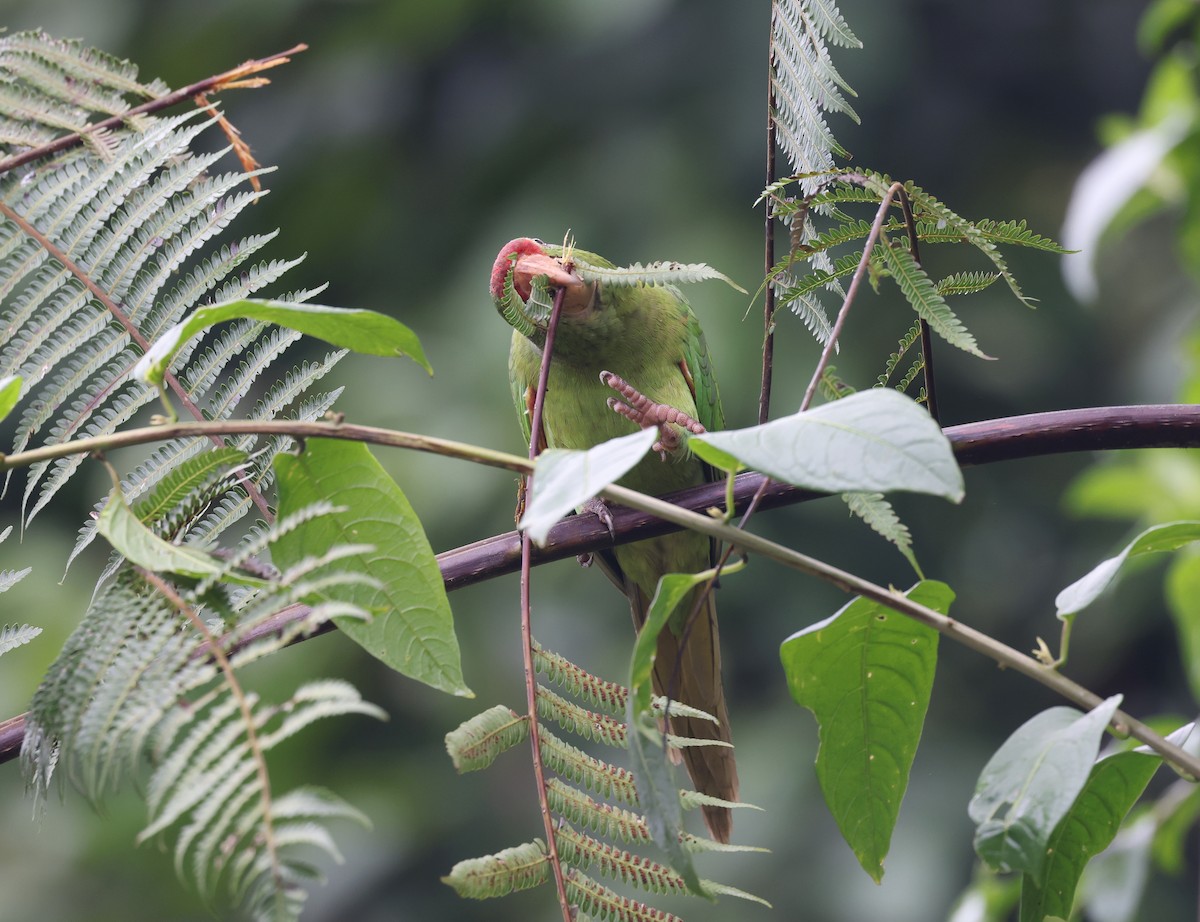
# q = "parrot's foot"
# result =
<box><xmin>576</xmin><ymin>496</ymin><xmax>617</xmax><ymax>567</ymax></box>
<box><xmin>600</xmin><ymin>370</ymin><xmax>705</xmax><ymax>459</ymax></box>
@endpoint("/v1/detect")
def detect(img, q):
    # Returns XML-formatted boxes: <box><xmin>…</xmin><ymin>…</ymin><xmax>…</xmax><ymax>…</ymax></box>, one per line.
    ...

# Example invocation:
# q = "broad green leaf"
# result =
<box><xmin>628</xmin><ymin>561</ymin><xmax>744</xmax><ymax>716</ymax></box>
<box><xmin>273</xmin><ymin>438</ymin><xmax>470</xmax><ymax>696</ymax></box>
<box><xmin>629</xmin><ymin>571</ymin><xmax>713</xmax><ymax>716</ymax></box>
<box><xmin>97</xmin><ymin>486</ymin><xmax>266</xmax><ymax>587</ymax></box>
<box><xmin>134</xmin><ymin>297</ymin><xmax>431</xmax><ymax>384</ymax></box>
<box><xmin>0</xmin><ymin>374</ymin><xmax>19</xmax><ymax>422</ymax></box>
<box><xmin>969</xmin><ymin>696</ymin><xmax>1122</xmax><ymax>883</ymax></box>
<box><xmin>879</xmin><ymin>238</ymin><xmax>989</xmax><ymax>358</ymax></box>
<box><xmin>692</xmin><ymin>388</ymin><xmax>963</xmax><ymax>502</ymax></box>
<box><xmin>780</xmin><ymin>580</ymin><xmax>950</xmax><ymax>882</ymax></box>
<box><xmin>1019</xmin><ymin>747</ymin><xmax>1162</xmax><ymax>922</ymax></box>
<box><xmin>1056</xmin><ymin>521</ymin><xmax>1200</xmax><ymax>618</ymax></box>
<box><xmin>519</xmin><ymin>428</ymin><xmax>657</xmax><ymax>546</ymax></box>
<box><xmin>1166</xmin><ymin>554</ymin><xmax>1200</xmax><ymax>701</ymax></box>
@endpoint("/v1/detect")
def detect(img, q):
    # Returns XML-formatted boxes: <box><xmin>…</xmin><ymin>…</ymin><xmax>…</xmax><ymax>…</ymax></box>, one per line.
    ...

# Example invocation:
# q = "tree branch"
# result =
<box><xmin>2</xmin><ymin>402</ymin><xmax>1200</xmax><ymax>766</ymax></box>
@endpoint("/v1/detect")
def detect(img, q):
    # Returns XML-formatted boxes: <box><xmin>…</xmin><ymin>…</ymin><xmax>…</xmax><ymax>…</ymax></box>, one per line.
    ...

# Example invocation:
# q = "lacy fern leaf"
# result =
<box><xmin>770</xmin><ymin>0</ymin><xmax>861</xmax><ymax>174</ymax></box>
<box><xmin>446</xmin><ymin>643</ymin><xmax>764</xmax><ymax>918</ymax></box>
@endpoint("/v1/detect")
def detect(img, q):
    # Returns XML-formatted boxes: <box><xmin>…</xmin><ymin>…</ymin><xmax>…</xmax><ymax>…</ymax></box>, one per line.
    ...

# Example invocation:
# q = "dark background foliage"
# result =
<box><xmin>1</xmin><ymin>1</ymin><xmax>1192</xmax><ymax>920</ymax></box>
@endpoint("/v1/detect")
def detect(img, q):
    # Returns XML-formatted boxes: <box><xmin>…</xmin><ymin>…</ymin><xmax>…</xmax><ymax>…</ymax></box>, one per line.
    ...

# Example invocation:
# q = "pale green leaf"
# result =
<box><xmin>134</xmin><ymin>297</ymin><xmax>431</xmax><ymax>384</ymax></box>
<box><xmin>692</xmin><ymin>388</ymin><xmax>963</xmax><ymax>501</ymax></box>
<box><xmin>272</xmin><ymin>438</ymin><xmax>471</xmax><ymax>696</ymax></box>
<box><xmin>1056</xmin><ymin>521</ymin><xmax>1200</xmax><ymax>618</ymax></box>
<box><xmin>519</xmin><ymin>428</ymin><xmax>657</xmax><ymax>545</ymax></box>
<box><xmin>629</xmin><ymin>570</ymin><xmax>713</xmax><ymax>716</ymax></box>
<box><xmin>97</xmin><ymin>486</ymin><xmax>265</xmax><ymax>587</ymax></box>
<box><xmin>969</xmin><ymin>696</ymin><xmax>1122</xmax><ymax>883</ymax></box>
<box><xmin>781</xmin><ymin>580</ymin><xmax>950</xmax><ymax>881</ymax></box>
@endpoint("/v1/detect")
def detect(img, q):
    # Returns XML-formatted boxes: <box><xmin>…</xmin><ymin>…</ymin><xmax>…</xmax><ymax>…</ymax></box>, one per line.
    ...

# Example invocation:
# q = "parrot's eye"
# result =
<box><xmin>531</xmin><ymin>238</ymin><xmax>546</xmax><ymax>246</ymax></box>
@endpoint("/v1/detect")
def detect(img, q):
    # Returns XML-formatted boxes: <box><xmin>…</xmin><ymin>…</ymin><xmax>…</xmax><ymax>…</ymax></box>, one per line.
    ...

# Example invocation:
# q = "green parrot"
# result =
<box><xmin>489</xmin><ymin>237</ymin><xmax>738</xmax><ymax>843</ymax></box>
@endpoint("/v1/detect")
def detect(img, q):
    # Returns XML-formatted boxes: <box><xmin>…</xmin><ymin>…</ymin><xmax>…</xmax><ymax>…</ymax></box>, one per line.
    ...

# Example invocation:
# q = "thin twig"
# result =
<box><xmin>0</xmin><ymin>418</ymin><xmax>531</xmax><ymax>475</ymax></box>
<box><xmin>801</xmin><ymin>181</ymin><xmax>904</xmax><ymax>412</ymax></box>
<box><xmin>759</xmin><ymin>38</ymin><xmax>778</xmax><ymax>427</ymax></box>
<box><xmin>520</xmin><ymin>287</ymin><xmax>572</xmax><ymax>921</ymax></box>
<box><xmin>0</xmin><ymin>45</ymin><xmax>307</xmax><ymax>177</ymax></box>
<box><xmin>594</xmin><ymin>483</ymin><xmax>1200</xmax><ymax>779</ymax></box>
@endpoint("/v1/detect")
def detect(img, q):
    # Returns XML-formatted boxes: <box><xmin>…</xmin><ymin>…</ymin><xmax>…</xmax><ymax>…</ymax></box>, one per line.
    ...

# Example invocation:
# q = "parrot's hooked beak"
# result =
<box><xmin>512</xmin><ymin>252</ymin><xmax>596</xmax><ymax>318</ymax></box>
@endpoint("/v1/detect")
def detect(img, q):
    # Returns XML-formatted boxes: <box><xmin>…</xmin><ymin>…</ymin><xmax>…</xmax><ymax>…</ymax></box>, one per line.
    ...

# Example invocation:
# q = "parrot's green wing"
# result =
<box><xmin>681</xmin><ymin>303</ymin><xmax>723</xmax><ymax>434</ymax></box>
<box><xmin>508</xmin><ymin>329</ymin><xmax>534</xmax><ymax>449</ymax></box>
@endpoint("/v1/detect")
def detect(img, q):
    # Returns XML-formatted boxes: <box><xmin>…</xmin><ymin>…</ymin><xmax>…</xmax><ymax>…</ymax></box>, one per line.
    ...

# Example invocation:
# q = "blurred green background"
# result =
<box><xmin>2</xmin><ymin>1</ymin><xmax>1196</xmax><ymax>920</ymax></box>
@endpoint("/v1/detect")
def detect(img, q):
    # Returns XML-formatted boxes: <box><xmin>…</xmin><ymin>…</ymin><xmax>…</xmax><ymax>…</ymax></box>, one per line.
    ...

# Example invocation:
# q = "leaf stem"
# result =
<box><xmin>520</xmin><ymin>287</ymin><xmax>572</xmax><ymax>921</ymax></box>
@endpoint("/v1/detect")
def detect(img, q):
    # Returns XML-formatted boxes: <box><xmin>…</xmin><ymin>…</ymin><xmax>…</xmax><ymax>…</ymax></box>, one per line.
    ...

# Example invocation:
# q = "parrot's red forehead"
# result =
<box><xmin>490</xmin><ymin>237</ymin><xmax>546</xmax><ymax>301</ymax></box>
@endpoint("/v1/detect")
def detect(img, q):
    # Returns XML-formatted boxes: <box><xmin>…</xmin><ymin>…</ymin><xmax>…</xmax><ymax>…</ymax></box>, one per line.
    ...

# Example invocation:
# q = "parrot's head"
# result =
<box><xmin>490</xmin><ymin>237</ymin><xmax>598</xmax><ymax>340</ymax></box>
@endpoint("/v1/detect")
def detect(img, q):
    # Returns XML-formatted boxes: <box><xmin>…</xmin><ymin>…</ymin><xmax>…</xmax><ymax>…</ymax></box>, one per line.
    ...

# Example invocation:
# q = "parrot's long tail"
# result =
<box><xmin>633</xmin><ymin>581</ymin><xmax>739</xmax><ymax>843</ymax></box>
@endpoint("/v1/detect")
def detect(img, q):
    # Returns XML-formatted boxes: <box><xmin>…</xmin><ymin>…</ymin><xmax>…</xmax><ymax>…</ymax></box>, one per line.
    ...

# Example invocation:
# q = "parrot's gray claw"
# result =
<box><xmin>599</xmin><ymin>370</ymin><xmax>705</xmax><ymax>458</ymax></box>
<box><xmin>575</xmin><ymin>496</ymin><xmax>616</xmax><ymax>568</ymax></box>
<box><xmin>581</xmin><ymin>496</ymin><xmax>617</xmax><ymax>539</ymax></box>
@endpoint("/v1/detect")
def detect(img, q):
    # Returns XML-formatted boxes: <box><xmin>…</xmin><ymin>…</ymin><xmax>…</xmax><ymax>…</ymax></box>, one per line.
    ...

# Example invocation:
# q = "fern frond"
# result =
<box><xmin>445</xmin><ymin>705</ymin><xmax>528</xmax><ymax>773</ymax></box>
<box><xmin>564</xmin><ymin>869</ymin><xmax>683</xmax><ymax>922</ymax></box>
<box><xmin>770</xmin><ymin>0</ymin><xmax>861</xmax><ymax>175</ymax></box>
<box><xmin>538</xmin><ymin>728</ymin><xmax>641</xmax><ymax>805</ymax></box>
<box><xmin>555</xmin><ymin>822</ymin><xmax>691</xmax><ymax>896</ymax></box>
<box><xmin>879</xmin><ymin>238</ymin><xmax>988</xmax><ymax>359</ymax></box>
<box><xmin>133</xmin><ymin>446</ymin><xmax>248</xmax><ymax>525</ymax></box>
<box><xmin>537</xmin><ymin>685</ymin><xmax>628</xmax><ymax>748</ymax></box>
<box><xmin>936</xmin><ymin>270</ymin><xmax>1001</xmax><ymax>297</ymax></box>
<box><xmin>877</xmin><ymin>322</ymin><xmax>921</xmax><ymax>388</ymax></box>
<box><xmin>899</xmin><ymin>180</ymin><xmax>1030</xmax><ymax>303</ymax></box>
<box><xmin>974</xmin><ymin>218</ymin><xmax>1070</xmax><ymax>253</ymax></box>
<box><xmin>842</xmin><ymin>491</ymin><xmax>921</xmax><ymax>574</ymax></box>
<box><xmin>0</xmin><ymin>622</ymin><xmax>40</xmax><ymax>655</ymax></box>
<box><xmin>574</xmin><ymin>258</ymin><xmax>745</xmax><ymax>293</ymax></box>
<box><xmin>895</xmin><ymin>357</ymin><xmax>925</xmax><ymax>395</ymax></box>
<box><xmin>442</xmin><ymin>840</ymin><xmax>550</xmax><ymax>899</ymax></box>
<box><xmin>533</xmin><ymin>641</ymin><xmax>627</xmax><ymax>716</ymax></box>
<box><xmin>545</xmin><ymin>778</ymin><xmax>650</xmax><ymax>845</ymax></box>
<box><xmin>819</xmin><ymin>365</ymin><xmax>856</xmax><ymax>401</ymax></box>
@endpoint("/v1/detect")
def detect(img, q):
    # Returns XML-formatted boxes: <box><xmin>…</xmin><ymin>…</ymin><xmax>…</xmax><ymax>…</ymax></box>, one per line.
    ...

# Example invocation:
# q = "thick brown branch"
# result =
<box><xmin>2</xmin><ymin>402</ymin><xmax>1200</xmax><ymax>765</ymax></box>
